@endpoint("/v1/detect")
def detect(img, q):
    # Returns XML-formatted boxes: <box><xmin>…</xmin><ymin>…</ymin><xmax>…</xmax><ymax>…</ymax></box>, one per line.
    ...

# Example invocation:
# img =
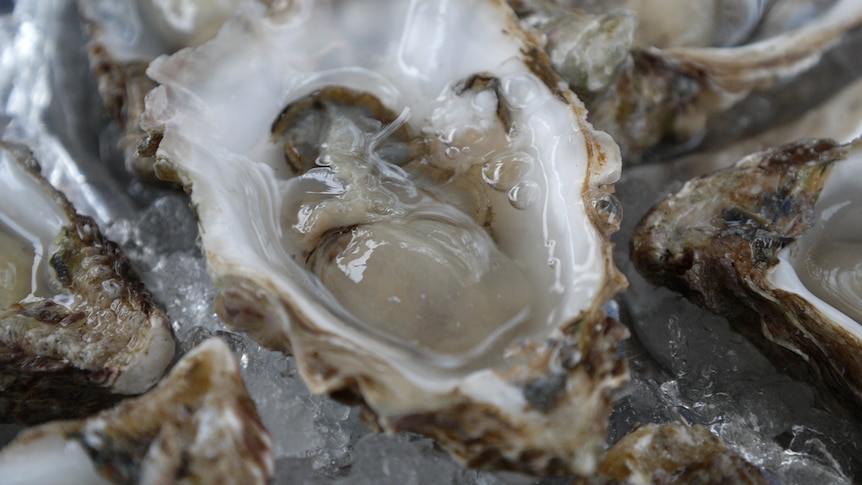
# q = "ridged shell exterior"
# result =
<box><xmin>632</xmin><ymin>138</ymin><xmax>862</xmax><ymax>413</ymax></box>
<box><xmin>0</xmin><ymin>142</ymin><xmax>175</xmax><ymax>425</ymax></box>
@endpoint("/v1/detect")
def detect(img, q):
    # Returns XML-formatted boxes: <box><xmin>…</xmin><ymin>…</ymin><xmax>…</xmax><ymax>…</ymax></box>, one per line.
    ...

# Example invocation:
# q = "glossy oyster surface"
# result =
<box><xmin>632</xmin><ymin>138</ymin><xmax>862</xmax><ymax>411</ymax></box>
<box><xmin>78</xmin><ymin>0</ymin><xmax>263</xmax><ymax>178</ymax></box>
<box><xmin>142</xmin><ymin>0</ymin><xmax>627</xmax><ymax>475</ymax></box>
<box><xmin>0</xmin><ymin>338</ymin><xmax>273</xmax><ymax>485</ymax></box>
<box><xmin>0</xmin><ymin>141</ymin><xmax>175</xmax><ymax>425</ymax></box>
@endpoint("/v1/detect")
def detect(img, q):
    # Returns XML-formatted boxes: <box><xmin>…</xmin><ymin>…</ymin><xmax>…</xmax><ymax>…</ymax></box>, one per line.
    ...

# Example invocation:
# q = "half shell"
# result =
<box><xmin>516</xmin><ymin>0</ymin><xmax>862</xmax><ymax>161</ymax></box>
<box><xmin>0</xmin><ymin>141</ymin><xmax>175</xmax><ymax>424</ymax></box>
<box><xmin>0</xmin><ymin>338</ymin><xmax>273</xmax><ymax>484</ymax></box>
<box><xmin>632</xmin><ymin>138</ymin><xmax>862</xmax><ymax>412</ymax></box>
<box><xmin>143</xmin><ymin>0</ymin><xmax>627</xmax><ymax>475</ymax></box>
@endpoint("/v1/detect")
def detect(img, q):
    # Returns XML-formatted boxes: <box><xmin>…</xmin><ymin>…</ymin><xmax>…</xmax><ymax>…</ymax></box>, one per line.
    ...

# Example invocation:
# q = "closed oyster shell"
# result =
<box><xmin>0</xmin><ymin>338</ymin><xmax>273</xmax><ymax>485</ymax></box>
<box><xmin>142</xmin><ymin>0</ymin><xmax>627</xmax><ymax>475</ymax></box>
<box><xmin>0</xmin><ymin>141</ymin><xmax>175</xmax><ymax>424</ymax></box>
<box><xmin>631</xmin><ymin>138</ymin><xmax>862</xmax><ymax>412</ymax></box>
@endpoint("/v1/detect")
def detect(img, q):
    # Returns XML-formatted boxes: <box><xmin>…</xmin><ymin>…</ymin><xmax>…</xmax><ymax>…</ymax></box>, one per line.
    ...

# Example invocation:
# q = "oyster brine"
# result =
<box><xmin>632</xmin><ymin>138</ymin><xmax>862</xmax><ymax>411</ymax></box>
<box><xmin>0</xmin><ymin>142</ymin><xmax>175</xmax><ymax>424</ymax></box>
<box><xmin>143</xmin><ymin>0</ymin><xmax>627</xmax><ymax>475</ymax></box>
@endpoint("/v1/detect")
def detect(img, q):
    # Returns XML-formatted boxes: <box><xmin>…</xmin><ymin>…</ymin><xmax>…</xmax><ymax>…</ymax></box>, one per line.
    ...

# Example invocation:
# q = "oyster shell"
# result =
<box><xmin>142</xmin><ymin>0</ymin><xmax>627</xmax><ymax>475</ymax></box>
<box><xmin>0</xmin><ymin>338</ymin><xmax>273</xmax><ymax>484</ymax></box>
<box><xmin>78</xmin><ymin>0</ymin><xmax>263</xmax><ymax>178</ymax></box>
<box><xmin>631</xmin><ymin>138</ymin><xmax>862</xmax><ymax>411</ymax></box>
<box><xmin>516</xmin><ymin>0</ymin><xmax>862</xmax><ymax>161</ymax></box>
<box><xmin>0</xmin><ymin>141</ymin><xmax>175</xmax><ymax>424</ymax></box>
<box><xmin>576</xmin><ymin>423</ymin><xmax>769</xmax><ymax>485</ymax></box>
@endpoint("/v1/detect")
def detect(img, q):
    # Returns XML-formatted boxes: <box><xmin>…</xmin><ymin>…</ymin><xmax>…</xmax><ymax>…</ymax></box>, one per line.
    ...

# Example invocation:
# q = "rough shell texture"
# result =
<box><xmin>575</xmin><ymin>423</ymin><xmax>768</xmax><ymax>485</ymax></box>
<box><xmin>0</xmin><ymin>338</ymin><xmax>273</xmax><ymax>484</ymax></box>
<box><xmin>631</xmin><ymin>138</ymin><xmax>862</xmax><ymax>413</ymax></box>
<box><xmin>142</xmin><ymin>0</ymin><xmax>628</xmax><ymax>475</ymax></box>
<box><xmin>0</xmin><ymin>141</ymin><xmax>175</xmax><ymax>425</ymax></box>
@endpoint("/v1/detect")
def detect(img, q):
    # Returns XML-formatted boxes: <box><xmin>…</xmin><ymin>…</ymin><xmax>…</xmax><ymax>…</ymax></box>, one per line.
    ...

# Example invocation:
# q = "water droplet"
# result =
<box><xmin>590</xmin><ymin>190</ymin><xmax>623</xmax><ymax>231</ymax></box>
<box><xmin>445</xmin><ymin>146</ymin><xmax>461</xmax><ymax>159</ymax></box>
<box><xmin>483</xmin><ymin>153</ymin><xmax>531</xmax><ymax>191</ymax></box>
<box><xmin>508</xmin><ymin>181</ymin><xmax>541</xmax><ymax>210</ymax></box>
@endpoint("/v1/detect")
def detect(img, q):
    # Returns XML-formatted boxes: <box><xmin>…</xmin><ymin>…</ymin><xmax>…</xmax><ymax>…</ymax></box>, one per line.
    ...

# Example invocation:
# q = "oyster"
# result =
<box><xmin>142</xmin><ymin>0</ymin><xmax>627</xmax><ymax>475</ymax></box>
<box><xmin>577</xmin><ymin>423</ymin><xmax>768</xmax><ymax>485</ymax></box>
<box><xmin>0</xmin><ymin>338</ymin><xmax>274</xmax><ymax>484</ymax></box>
<box><xmin>631</xmin><ymin>138</ymin><xmax>862</xmax><ymax>411</ymax></box>
<box><xmin>78</xmin><ymin>0</ymin><xmax>264</xmax><ymax>178</ymax></box>
<box><xmin>0</xmin><ymin>141</ymin><xmax>175</xmax><ymax>424</ymax></box>
<box><xmin>515</xmin><ymin>0</ymin><xmax>862</xmax><ymax>161</ymax></box>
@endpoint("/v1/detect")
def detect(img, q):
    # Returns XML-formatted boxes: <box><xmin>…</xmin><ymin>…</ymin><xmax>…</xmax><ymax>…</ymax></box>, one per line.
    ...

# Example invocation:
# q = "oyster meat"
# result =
<box><xmin>0</xmin><ymin>141</ymin><xmax>175</xmax><ymax>424</ymax></box>
<box><xmin>0</xmin><ymin>338</ymin><xmax>273</xmax><ymax>485</ymax></box>
<box><xmin>632</xmin><ymin>138</ymin><xmax>862</xmax><ymax>412</ymax></box>
<box><xmin>78</xmin><ymin>0</ymin><xmax>264</xmax><ymax>178</ymax></box>
<box><xmin>142</xmin><ymin>0</ymin><xmax>627</xmax><ymax>475</ymax></box>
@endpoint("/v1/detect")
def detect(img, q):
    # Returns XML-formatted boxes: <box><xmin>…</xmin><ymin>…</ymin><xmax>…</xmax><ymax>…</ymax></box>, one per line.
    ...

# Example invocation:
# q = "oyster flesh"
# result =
<box><xmin>0</xmin><ymin>141</ymin><xmax>175</xmax><ymax>424</ymax></box>
<box><xmin>78</xmin><ymin>0</ymin><xmax>264</xmax><ymax>178</ymax></box>
<box><xmin>0</xmin><ymin>338</ymin><xmax>274</xmax><ymax>485</ymax></box>
<box><xmin>143</xmin><ymin>0</ymin><xmax>627</xmax><ymax>475</ymax></box>
<box><xmin>632</xmin><ymin>138</ymin><xmax>862</xmax><ymax>412</ymax></box>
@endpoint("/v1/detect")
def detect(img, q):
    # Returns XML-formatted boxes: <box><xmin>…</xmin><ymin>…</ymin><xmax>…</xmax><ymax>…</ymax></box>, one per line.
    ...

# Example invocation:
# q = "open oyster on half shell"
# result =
<box><xmin>632</xmin><ymin>138</ymin><xmax>862</xmax><ymax>412</ymax></box>
<box><xmin>142</xmin><ymin>0</ymin><xmax>628</xmax><ymax>475</ymax></box>
<box><xmin>0</xmin><ymin>141</ymin><xmax>175</xmax><ymax>425</ymax></box>
<box><xmin>0</xmin><ymin>338</ymin><xmax>273</xmax><ymax>485</ymax></box>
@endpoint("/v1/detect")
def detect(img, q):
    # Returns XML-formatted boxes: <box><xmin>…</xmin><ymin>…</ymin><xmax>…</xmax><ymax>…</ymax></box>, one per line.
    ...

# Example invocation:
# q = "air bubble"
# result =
<box><xmin>482</xmin><ymin>153</ymin><xmax>531</xmax><ymax>192</ymax></box>
<box><xmin>508</xmin><ymin>181</ymin><xmax>541</xmax><ymax>210</ymax></box>
<box><xmin>444</xmin><ymin>146</ymin><xmax>461</xmax><ymax>159</ymax></box>
<box><xmin>589</xmin><ymin>190</ymin><xmax>623</xmax><ymax>232</ymax></box>
<box><xmin>315</xmin><ymin>155</ymin><xmax>333</xmax><ymax>167</ymax></box>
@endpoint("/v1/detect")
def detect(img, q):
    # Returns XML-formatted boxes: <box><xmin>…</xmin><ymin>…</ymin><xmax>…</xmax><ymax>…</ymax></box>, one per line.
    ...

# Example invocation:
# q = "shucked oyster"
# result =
<box><xmin>143</xmin><ymin>0</ymin><xmax>627</xmax><ymax>475</ymax></box>
<box><xmin>0</xmin><ymin>338</ymin><xmax>273</xmax><ymax>484</ymax></box>
<box><xmin>632</xmin><ymin>138</ymin><xmax>862</xmax><ymax>411</ymax></box>
<box><xmin>78</xmin><ymin>0</ymin><xmax>263</xmax><ymax>178</ymax></box>
<box><xmin>0</xmin><ymin>141</ymin><xmax>175</xmax><ymax>424</ymax></box>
